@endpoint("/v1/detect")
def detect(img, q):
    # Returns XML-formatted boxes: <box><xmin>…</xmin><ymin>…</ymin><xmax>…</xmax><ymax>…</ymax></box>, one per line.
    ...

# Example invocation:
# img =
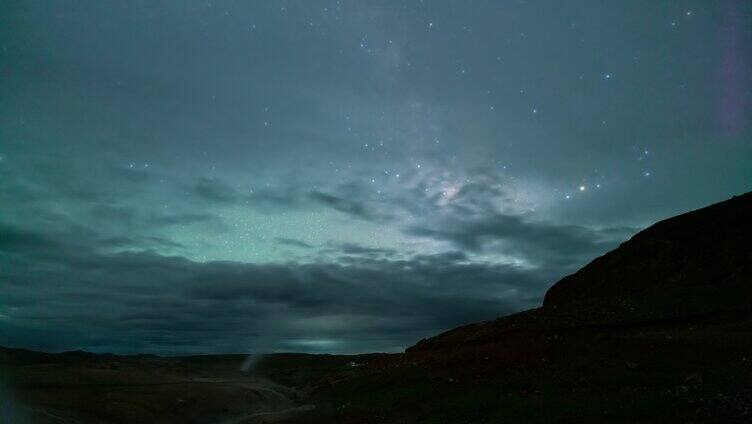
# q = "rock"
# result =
<box><xmin>684</xmin><ymin>374</ymin><xmax>703</xmax><ymax>385</ymax></box>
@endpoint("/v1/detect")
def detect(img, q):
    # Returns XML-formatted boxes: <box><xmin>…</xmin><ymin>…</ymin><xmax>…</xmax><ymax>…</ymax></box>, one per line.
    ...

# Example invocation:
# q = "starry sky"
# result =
<box><xmin>1</xmin><ymin>1</ymin><xmax>750</xmax><ymax>355</ymax></box>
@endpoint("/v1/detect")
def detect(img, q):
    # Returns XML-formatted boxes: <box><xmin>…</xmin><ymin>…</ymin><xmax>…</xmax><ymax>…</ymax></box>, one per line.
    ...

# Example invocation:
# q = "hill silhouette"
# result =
<box><xmin>408</xmin><ymin>192</ymin><xmax>752</xmax><ymax>352</ymax></box>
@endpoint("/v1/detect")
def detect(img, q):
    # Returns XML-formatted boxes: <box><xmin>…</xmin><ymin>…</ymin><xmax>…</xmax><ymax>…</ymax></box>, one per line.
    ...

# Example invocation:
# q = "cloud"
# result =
<box><xmin>0</xmin><ymin>165</ymin><xmax>635</xmax><ymax>355</ymax></box>
<box><xmin>246</xmin><ymin>186</ymin><xmax>309</xmax><ymax>211</ymax></box>
<box><xmin>90</xmin><ymin>204</ymin><xmax>138</xmax><ymax>223</ymax></box>
<box><xmin>373</xmin><ymin>168</ymin><xmax>637</xmax><ymax>268</ymax></box>
<box><xmin>150</xmin><ymin>212</ymin><xmax>224</xmax><ymax>227</ymax></box>
<box><xmin>185</xmin><ymin>176</ymin><xmax>393</xmax><ymax>223</ymax></box>
<box><xmin>308</xmin><ymin>191</ymin><xmax>389</xmax><ymax>221</ymax></box>
<box><xmin>406</xmin><ymin>212</ymin><xmax>621</xmax><ymax>267</ymax></box>
<box><xmin>0</xmin><ymin>223</ymin><xmax>549</xmax><ymax>355</ymax></box>
<box><xmin>186</xmin><ymin>173</ymin><xmax>394</xmax><ymax>221</ymax></box>
<box><xmin>0</xmin><ymin>224</ymin><xmax>57</xmax><ymax>250</ymax></box>
<box><xmin>193</xmin><ymin>177</ymin><xmax>241</xmax><ymax>204</ymax></box>
<box><xmin>275</xmin><ymin>238</ymin><xmax>314</xmax><ymax>249</ymax></box>
<box><xmin>336</xmin><ymin>242</ymin><xmax>397</xmax><ymax>257</ymax></box>
<box><xmin>99</xmin><ymin>236</ymin><xmax>187</xmax><ymax>250</ymax></box>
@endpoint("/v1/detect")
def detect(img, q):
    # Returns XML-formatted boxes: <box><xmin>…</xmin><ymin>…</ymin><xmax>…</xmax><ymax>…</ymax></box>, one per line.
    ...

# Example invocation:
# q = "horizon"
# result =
<box><xmin>1</xmin><ymin>0</ymin><xmax>751</xmax><ymax>356</ymax></box>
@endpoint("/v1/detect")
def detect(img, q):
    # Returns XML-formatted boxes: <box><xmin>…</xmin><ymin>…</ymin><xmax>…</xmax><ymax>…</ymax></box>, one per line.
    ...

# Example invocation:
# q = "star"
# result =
<box><xmin>579</xmin><ymin>185</ymin><xmax>586</xmax><ymax>191</ymax></box>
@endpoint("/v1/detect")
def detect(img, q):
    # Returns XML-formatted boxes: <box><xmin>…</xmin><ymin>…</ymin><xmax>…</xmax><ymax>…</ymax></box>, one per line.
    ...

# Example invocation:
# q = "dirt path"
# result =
<box><xmin>219</xmin><ymin>404</ymin><xmax>315</xmax><ymax>424</ymax></box>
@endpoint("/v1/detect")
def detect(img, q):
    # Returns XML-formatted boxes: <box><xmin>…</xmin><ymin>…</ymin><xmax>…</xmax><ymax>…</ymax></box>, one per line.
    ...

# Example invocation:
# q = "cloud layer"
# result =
<box><xmin>1</xmin><ymin>223</ymin><xmax>556</xmax><ymax>354</ymax></box>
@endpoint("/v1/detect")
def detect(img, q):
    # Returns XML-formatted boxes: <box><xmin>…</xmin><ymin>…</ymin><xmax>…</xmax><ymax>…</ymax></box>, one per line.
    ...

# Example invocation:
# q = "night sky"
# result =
<box><xmin>1</xmin><ymin>1</ymin><xmax>750</xmax><ymax>355</ymax></box>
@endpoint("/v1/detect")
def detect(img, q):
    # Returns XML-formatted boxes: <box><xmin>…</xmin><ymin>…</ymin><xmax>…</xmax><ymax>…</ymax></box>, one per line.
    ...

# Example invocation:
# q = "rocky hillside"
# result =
<box><xmin>409</xmin><ymin>192</ymin><xmax>752</xmax><ymax>352</ymax></box>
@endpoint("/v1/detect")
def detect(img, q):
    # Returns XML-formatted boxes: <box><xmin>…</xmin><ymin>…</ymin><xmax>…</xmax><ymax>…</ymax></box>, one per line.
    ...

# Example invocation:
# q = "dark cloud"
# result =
<box><xmin>0</xmin><ymin>224</ymin><xmax>55</xmax><ymax>250</ymax></box>
<box><xmin>309</xmin><ymin>191</ymin><xmax>392</xmax><ymax>222</ymax></box>
<box><xmin>336</xmin><ymin>242</ymin><xmax>398</xmax><ymax>257</ymax></box>
<box><xmin>100</xmin><ymin>236</ymin><xmax>186</xmax><ymax>250</ymax></box>
<box><xmin>185</xmin><ymin>176</ymin><xmax>390</xmax><ymax>223</ymax></box>
<box><xmin>246</xmin><ymin>186</ymin><xmax>309</xmax><ymax>211</ymax></box>
<box><xmin>407</xmin><ymin>211</ymin><xmax>622</xmax><ymax>267</ymax></box>
<box><xmin>0</xmin><ymin>223</ymin><xmax>549</xmax><ymax>354</ymax></box>
<box><xmin>193</xmin><ymin>177</ymin><xmax>241</xmax><ymax>204</ymax></box>
<box><xmin>90</xmin><ymin>204</ymin><xmax>137</xmax><ymax>223</ymax></box>
<box><xmin>150</xmin><ymin>212</ymin><xmax>224</xmax><ymax>227</ymax></box>
<box><xmin>276</xmin><ymin>237</ymin><xmax>314</xmax><ymax>249</ymax></box>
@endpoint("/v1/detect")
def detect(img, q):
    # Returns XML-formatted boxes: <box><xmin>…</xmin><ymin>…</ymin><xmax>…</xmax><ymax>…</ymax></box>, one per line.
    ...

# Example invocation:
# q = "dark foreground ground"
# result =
<box><xmin>0</xmin><ymin>347</ymin><xmax>386</xmax><ymax>423</ymax></box>
<box><xmin>2</xmin><ymin>320</ymin><xmax>751</xmax><ymax>424</ymax></box>
<box><xmin>3</xmin><ymin>193</ymin><xmax>751</xmax><ymax>423</ymax></box>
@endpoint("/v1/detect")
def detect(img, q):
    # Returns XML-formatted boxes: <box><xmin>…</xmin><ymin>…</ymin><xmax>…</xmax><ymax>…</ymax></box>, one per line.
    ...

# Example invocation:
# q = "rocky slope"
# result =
<box><xmin>408</xmin><ymin>192</ymin><xmax>752</xmax><ymax>352</ymax></box>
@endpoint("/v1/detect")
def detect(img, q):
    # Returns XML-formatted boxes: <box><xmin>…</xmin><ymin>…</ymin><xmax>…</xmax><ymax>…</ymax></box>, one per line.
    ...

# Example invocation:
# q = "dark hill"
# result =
<box><xmin>545</xmin><ymin>192</ymin><xmax>752</xmax><ymax>315</ymax></box>
<box><xmin>408</xmin><ymin>192</ymin><xmax>752</xmax><ymax>352</ymax></box>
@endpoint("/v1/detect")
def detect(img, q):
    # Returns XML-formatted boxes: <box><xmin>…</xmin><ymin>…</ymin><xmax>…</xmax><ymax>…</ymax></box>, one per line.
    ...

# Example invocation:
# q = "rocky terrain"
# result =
<box><xmin>2</xmin><ymin>193</ymin><xmax>751</xmax><ymax>423</ymax></box>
